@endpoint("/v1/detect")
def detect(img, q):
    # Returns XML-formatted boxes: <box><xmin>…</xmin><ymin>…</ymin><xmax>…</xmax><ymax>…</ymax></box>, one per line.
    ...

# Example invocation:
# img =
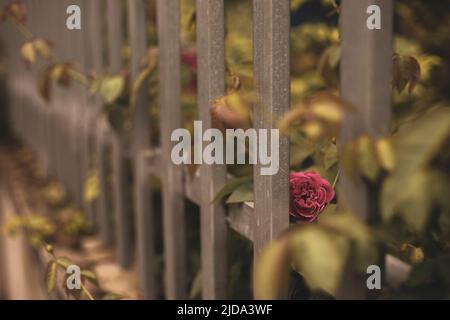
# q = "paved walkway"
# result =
<box><xmin>0</xmin><ymin>141</ymin><xmax>140</xmax><ymax>300</ymax></box>
<box><xmin>0</xmin><ymin>143</ymin><xmax>47</xmax><ymax>299</ymax></box>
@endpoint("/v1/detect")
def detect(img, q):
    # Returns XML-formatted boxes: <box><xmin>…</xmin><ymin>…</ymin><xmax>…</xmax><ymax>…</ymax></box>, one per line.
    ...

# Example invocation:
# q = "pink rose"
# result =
<box><xmin>289</xmin><ymin>171</ymin><xmax>335</xmax><ymax>223</ymax></box>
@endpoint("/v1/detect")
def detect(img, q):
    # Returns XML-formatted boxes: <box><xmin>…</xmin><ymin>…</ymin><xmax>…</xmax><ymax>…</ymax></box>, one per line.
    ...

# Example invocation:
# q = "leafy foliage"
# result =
<box><xmin>255</xmin><ymin>209</ymin><xmax>377</xmax><ymax>298</ymax></box>
<box><xmin>1</xmin><ymin>0</ymin><xmax>449</xmax><ymax>300</ymax></box>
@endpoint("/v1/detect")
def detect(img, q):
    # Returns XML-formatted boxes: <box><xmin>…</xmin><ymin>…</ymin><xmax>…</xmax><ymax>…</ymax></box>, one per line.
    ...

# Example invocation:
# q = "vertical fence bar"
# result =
<box><xmin>127</xmin><ymin>0</ymin><xmax>156</xmax><ymax>299</ymax></box>
<box><xmin>128</xmin><ymin>0</ymin><xmax>149</xmax><ymax>284</ymax></box>
<box><xmin>338</xmin><ymin>0</ymin><xmax>393</xmax><ymax>299</ymax></box>
<box><xmin>89</xmin><ymin>0</ymin><xmax>114</xmax><ymax>243</ymax></box>
<box><xmin>68</xmin><ymin>0</ymin><xmax>87</xmax><ymax>210</ymax></box>
<box><xmin>113</xmin><ymin>0</ymin><xmax>149</xmax><ymax>268</ymax></box>
<box><xmin>156</xmin><ymin>0</ymin><xmax>186</xmax><ymax>299</ymax></box>
<box><xmin>252</xmin><ymin>0</ymin><xmax>291</xmax><ymax>259</ymax></box>
<box><xmin>128</xmin><ymin>3</ymin><xmax>150</xmax><ymax>151</ymax></box>
<box><xmin>101</xmin><ymin>0</ymin><xmax>123</xmax><ymax>248</ymax></box>
<box><xmin>196</xmin><ymin>0</ymin><xmax>228</xmax><ymax>299</ymax></box>
<box><xmin>107</xmin><ymin>0</ymin><xmax>124</xmax><ymax>72</ymax></box>
<box><xmin>54</xmin><ymin>0</ymin><xmax>72</xmax><ymax>194</ymax></box>
<box><xmin>58</xmin><ymin>0</ymin><xmax>82</xmax><ymax>208</ymax></box>
<box><xmin>134</xmin><ymin>152</ymin><xmax>155</xmax><ymax>299</ymax></box>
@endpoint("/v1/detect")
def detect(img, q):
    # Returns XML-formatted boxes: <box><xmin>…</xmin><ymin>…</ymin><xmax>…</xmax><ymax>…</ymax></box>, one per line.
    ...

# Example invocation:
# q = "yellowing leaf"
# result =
<box><xmin>42</xmin><ymin>181</ymin><xmax>66</xmax><ymax>205</ymax></box>
<box><xmin>382</xmin><ymin>169</ymin><xmax>445</xmax><ymax>233</ymax></box>
<box><xmin>46</xmin><ymin>260</ymin><xmax>57</xmax><ymax>294</ymax></box>
<box><xmin>100</xmin><ymin>75</ymin><xmax>125</xmax><ymax>104</ymax></box>
<box><xmin>356</xmin><ymin>136</ymin><xmax>380</xmax><ymax>182</ymax></box>
<box><xmin>291</xmin><ymin>0</ymin><xmax>309</xmax><ymax>11</ymax></box>
<box><xmin>376</xmin><ymin>138</ymin><xmax>396</xmax><ymax>172</ymax></box>
<box><xmin>226</xmin><ymin>182</ymin><xmax>254</xmax><ymax>204</ymax></box>
<box><xmin>302</xmin><ymin>121</ymin><xmax>323</xmax><ymax>140</ymax></box>
<box><xmin>381</xmin><ymin>108</ymin><xmax>450</xmax><ymax>225</ymax></box>
<box><xmin>290</xmin><ymin>226</ymin><xmax>350</xmax><ymax>295</ymax></box>
<box><xmin>88</xmin><ymin>79</ymin><xmax>101</xmax><ymax>96</ymax></box>
<box><xmin>310</xmin><ymin>101</ymin><xmax>343</xmax><ymax>124</ymax></box>
<box><xmin>81</xmin><ymin>270</ymin><xmax>98</xmax><ymax>286</ymax></box>
<box><xmin>340</xmin><ymin>141</ymin><xmax>354</xmax><ymax>180</ymax></box>
<box><xmin>189</xmin><ymin>271</ymin><xmax>202</xmax><ymax>300</ymax></box>
<box><xmin>318</xmin><ymin>45</ymin><xmax>341</xmax><ymax>86</ymax></box>
<box><xmin>323</xmin><ymin>142</ymin><xmax>338</xmax><ymax>170</ymax></box>
<box><xmin>319</xmin><ymin>211</ymin><xmax>371</xmax><ymax>243</ymax></box>
<box><xmin>45</xmin><ymin>244</ymin><xmax>54</xmax><ymax>255</ymax></box>
<box><xmin>49</xmin><ymin>63</ymin><xmax>73</xmax><ymax>87</ymax></box>
<box><xmin>400</xmin><ymin>244</ymin><xmax>425</xmax><ymax>265</ymax></box>
<box><xmin>130</xmin><ymin>66</ymin><xmax>151</xmax><ymax>107</ymax></box>
<box><xmin>1</xmin><ymin>0</ymin><xmax>27</xmax><ymax>24</ymax></box>
<box><xmin>278</xmin><ymin>107</ymin><xmax>305</xmax><ymax>134</ymax></box>
<box><xmin>211</xmin><ymin>92</ymin><xmax>252</xmax><ymax>131</ymax></box>
<box><xmin>102</xmin><ymin>292</ymin><xmax>125</xmax><ymax>300</ymax></box>
<box><xmin>83</xmin><ymin>170</ymin><xmax>99</xmax><ymax>203</ymax></box>
<box><xmin>33</xmin><ymin>38</ymin><xmax>53</xmax><ymax>59</ymax></box>
<box><xmin>254</xmin><ymin>238</ymin><xmax>291</xmax><ymax>299</ymax></box>
<box><xmin>56</xmin><ymin>256</ymin><xmax>73</xmax><ymax>269</ymax></box>
<box><xmin>212</xmin><ymin>176</ymin><xmax>252</xmax><ymax>203</ymax></box>
<box><xmin>20</xmin><ymin>41</ymin><xmax>36</xmax><ymax>65</ymax></box>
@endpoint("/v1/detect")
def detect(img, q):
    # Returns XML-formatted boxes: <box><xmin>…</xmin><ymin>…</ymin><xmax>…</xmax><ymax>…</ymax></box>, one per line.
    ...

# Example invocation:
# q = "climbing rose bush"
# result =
<box><xmin>289</xmin><ymin>171</ymin><xmax>335</xmax><ymax>223</ymax></box>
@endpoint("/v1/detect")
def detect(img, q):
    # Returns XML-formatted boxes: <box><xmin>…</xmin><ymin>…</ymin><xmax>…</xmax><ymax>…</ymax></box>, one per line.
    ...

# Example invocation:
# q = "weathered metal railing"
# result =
<box><xmin>0</xmin><ymin>0</ymin><xmax>399</xmax><ymax>300</ymax></box>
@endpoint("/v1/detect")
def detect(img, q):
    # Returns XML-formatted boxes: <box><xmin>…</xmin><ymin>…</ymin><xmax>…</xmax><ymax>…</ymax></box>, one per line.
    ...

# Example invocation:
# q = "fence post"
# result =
<box><xmin>252</xmin><ymin>0</ymin><xmax>291</xmax><ymax>260</ymax></box>
<box><xmin>338</xmin><ymin>0</ymin><xmax>393</xmax><ymax>298</ymax></box>
<box><xmin>156</xmin><ymin>0</ymin><xmax>187</xmax><ymax>299</ymax></box>
<box><xmin>88</xmin><ymin>0</ymin><xmax>114</xmax><ymax>244</ymax></box>
<box><xmin>196</xmin><ymin>0</ymin><xmax>228</xmax><ymax>299</ymax></box>
<box><xmin>127</xmin><ymin>0</ymin><xmax>156</xmax><ymax>299</ymax></box>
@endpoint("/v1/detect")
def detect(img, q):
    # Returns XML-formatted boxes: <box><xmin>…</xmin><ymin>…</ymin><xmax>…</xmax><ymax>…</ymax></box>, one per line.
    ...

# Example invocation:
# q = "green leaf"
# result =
<box><xmin>100</xmin><ymin>75</ymin><xmax>125</xmax><ymax>104</ymax></box>
<box><xmin>226</xmin><ymin>182</ymin><xmax>254</xmax><ymax>204</ymax></box>
<box><xmin>212</xmin><ymin>175</ymin><xmax>252</xmax><ymax>203</ymax></box>
<box><xmin>46</xmin><ymin>260</ymin><xmax>58</xmax><ymax>294</ymax></box>
<box><xmin>290</xmin><ymin>226</ymin><xmax>350</xmax><ymax>295</ymax></box>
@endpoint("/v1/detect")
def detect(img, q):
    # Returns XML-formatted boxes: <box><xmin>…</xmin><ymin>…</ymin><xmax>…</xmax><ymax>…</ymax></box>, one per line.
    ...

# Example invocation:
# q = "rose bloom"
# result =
<box><xmin>289</xmin><ymin>171</ymin><xmax>335</xmax><ymax>223</ymax></box>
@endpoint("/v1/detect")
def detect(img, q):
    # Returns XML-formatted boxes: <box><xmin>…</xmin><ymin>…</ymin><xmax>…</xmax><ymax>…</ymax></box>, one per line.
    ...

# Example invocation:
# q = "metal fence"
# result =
<box><xmin>0</xmin><ymin>0</ymin><xmax>395</xmax><ymax>299</ymax></box>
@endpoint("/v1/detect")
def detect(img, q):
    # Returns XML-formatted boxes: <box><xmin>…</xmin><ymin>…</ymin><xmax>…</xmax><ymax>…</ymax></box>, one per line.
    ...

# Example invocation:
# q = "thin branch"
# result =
<box><xmin>81</xmin><ymin>283</ymin><xmax>95</xmax><ymax>301</ymax></box>
<box><xmin>332</xmin><ymin>168</ymin><xmax>340</xmax><ymax>189</ymax></box>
